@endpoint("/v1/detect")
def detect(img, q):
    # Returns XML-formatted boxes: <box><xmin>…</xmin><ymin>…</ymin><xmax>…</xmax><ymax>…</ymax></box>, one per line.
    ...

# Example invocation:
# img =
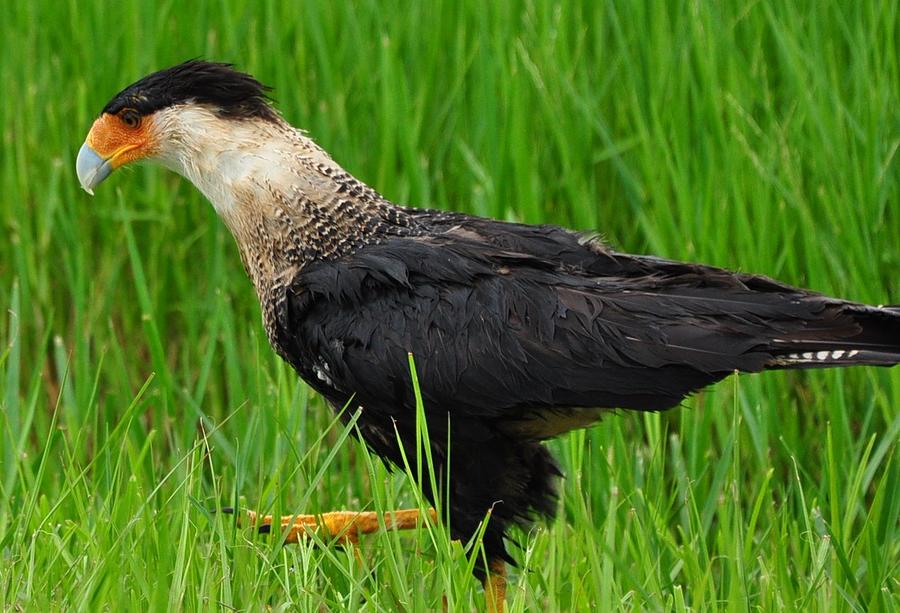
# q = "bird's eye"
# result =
<box><xmin>120</xmin><ymin>110</ymin><xmax>141</xmax><ymax>129</ymax></box>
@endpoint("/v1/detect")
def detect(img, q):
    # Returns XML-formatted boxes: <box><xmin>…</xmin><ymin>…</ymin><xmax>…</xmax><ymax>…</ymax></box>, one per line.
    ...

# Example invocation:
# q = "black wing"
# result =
<box><xmin>274</xmin><ymin>214</ymin><xmax>900</xmax><ymax>437</ymax></box>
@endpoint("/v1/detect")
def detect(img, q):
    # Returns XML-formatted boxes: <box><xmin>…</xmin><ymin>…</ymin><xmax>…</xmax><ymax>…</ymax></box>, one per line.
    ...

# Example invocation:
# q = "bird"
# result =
<box><xmin>77</xmin><ymin>60</ymin><xmax>899</xmax><ymax>611</ymax></box>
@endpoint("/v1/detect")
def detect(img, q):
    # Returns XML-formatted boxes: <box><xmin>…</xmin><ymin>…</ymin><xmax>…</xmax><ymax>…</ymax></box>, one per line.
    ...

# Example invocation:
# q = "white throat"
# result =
<box><xmin>149</xmin><ymin>105</ymin><xmax>330</xmax><ymax>219</ymax></box>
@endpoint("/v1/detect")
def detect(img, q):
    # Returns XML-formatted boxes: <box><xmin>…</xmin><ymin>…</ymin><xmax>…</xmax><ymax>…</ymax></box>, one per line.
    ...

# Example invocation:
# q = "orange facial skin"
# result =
<box><xmin>85</xmin><ymin>110</ymin><xmax>157</xmax><ymax>168</ymax></box>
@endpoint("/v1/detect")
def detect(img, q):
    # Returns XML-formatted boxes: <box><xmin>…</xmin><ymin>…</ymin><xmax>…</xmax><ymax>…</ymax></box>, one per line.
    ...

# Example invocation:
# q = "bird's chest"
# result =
<box><xmin>261</xmin><ymin>283</ymin><xmax>347</xmax><ymax>399</ymax></box>
<box><xmin>263</xmin><ymin>300</ymin><xmax>407</xmax><ymax>463</ymax></box>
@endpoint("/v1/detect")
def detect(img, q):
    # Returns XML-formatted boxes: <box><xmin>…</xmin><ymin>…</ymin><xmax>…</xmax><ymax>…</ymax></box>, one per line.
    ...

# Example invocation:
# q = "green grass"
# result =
<box><xmin>1</xmin><ymin>0</ymin><xmax>898</xmax><ymax>610</ymax></box>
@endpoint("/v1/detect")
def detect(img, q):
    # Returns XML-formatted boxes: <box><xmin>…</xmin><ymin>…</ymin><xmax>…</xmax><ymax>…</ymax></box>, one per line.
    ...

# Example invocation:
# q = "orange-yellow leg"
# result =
<box><xmin>233</xmin><ymin>507</ymin><xmax>437</xmax><ymax>546</ymax></box>
<box><xmin>227</xmin><ymin>507</ymin><xmax>506</xmax><ymax>611</ymax></box>
<box><xmin>485</xmin><ymin>558</ymin><xmax>507</xmax><ymax>613</ymax></box>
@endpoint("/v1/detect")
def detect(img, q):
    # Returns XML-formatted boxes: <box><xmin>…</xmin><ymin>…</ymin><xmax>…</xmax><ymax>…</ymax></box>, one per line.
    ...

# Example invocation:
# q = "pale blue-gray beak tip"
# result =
<box><xmin>76</xmin><ymin>143</ymin><xmax>113</xmax><ymax>195</ymax></box>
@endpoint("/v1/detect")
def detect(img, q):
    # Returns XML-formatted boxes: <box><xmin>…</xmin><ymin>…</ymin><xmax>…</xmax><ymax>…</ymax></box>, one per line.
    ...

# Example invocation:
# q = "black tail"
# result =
<box><xmin>764</xmin><ymin>304</ymin><xmax>900</xmax><ymax>369</ymax></box>
<box><xmin>578</xmin><ymin>254</ymin><xmax>900</xmax><ymax>411</ymax></box>
<box><xmin>597</xmin><ymin>252</ymin><xmax>900</xmax><ymax>372</ymax></box>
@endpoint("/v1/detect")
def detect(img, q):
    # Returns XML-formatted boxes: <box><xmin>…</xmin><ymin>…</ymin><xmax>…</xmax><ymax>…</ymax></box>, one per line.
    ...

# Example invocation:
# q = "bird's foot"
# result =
<box><xmin>221</xmin><ymin>507</ymin><xmax>505</xmax><ymax>610</ymax></box>
<box><xmin>222</xmin><ymin>506</ymin><xmax>437</xmax><ymax>546</ymax></box>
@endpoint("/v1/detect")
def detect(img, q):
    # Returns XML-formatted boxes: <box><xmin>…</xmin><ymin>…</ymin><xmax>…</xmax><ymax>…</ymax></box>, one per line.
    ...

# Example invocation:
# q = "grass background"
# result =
<box><xmin>1</xmin><ymin>0</ymin><xmax>898</xmax><ymax>610</ymax></box>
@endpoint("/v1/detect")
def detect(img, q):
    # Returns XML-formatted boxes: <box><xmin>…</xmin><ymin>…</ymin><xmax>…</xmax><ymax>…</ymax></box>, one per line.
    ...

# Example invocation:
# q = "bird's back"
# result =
<box><xmin>272</xmin><ymin>209</ymin><xmax>900</xmax><ymax>433</ymax></box>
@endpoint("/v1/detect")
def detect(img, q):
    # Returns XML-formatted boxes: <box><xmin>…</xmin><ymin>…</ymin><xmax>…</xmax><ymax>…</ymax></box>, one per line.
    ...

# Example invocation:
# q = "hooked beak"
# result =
<box><xmin>76</xmin><ymin>143</ymin><xmax>113</xmax><ymax>195</ymax></box>
<box><xmin>76</xmin><ymin>112</ymin><xmax>155</xmax><ymax>195</ymax></box>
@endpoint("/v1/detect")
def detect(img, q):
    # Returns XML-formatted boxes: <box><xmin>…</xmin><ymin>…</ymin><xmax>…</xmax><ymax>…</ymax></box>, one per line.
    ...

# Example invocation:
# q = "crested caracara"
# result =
<box><xmin>77</xmin><ymin>60</ymin><xmax>900</xmax><ymax>611</ymax></box>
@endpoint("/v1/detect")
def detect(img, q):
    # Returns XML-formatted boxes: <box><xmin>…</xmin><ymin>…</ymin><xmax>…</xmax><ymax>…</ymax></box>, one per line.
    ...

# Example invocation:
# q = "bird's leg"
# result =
<box><xmin>227</xmin><ymin>507</ymin><xmax>506</xmax><ymax>610</ymax></box>
<box><xmin>484</xmin><ymin>558</ymin><xmax>508</xmax><ymax>613</ymax></box>
<box><xmin>229</xmin><ymin>507</ymin><xmax>437</xmax><ymax>546</ymax></box>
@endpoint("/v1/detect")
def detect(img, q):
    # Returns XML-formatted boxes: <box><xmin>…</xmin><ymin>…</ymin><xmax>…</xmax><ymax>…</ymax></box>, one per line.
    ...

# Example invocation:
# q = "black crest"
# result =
<box><xmin>101</xmin><ymin>60</ymin><xmax>277</xmax><ymax>120</ymax></box>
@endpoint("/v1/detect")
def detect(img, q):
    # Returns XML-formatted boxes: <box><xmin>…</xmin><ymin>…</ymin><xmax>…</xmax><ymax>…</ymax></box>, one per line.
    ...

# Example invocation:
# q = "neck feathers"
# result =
<box><xmin>151</xmin><ymin>105</ymin><xmax>419</xmax><ymax>294</ymax></box>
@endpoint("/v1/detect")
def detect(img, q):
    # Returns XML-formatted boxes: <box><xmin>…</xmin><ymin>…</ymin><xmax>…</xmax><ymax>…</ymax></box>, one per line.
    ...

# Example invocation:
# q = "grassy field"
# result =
<box><xmin>1</xmin><ymin>0</ymin><xmax>898</xmax><ymax>610</ymax></box>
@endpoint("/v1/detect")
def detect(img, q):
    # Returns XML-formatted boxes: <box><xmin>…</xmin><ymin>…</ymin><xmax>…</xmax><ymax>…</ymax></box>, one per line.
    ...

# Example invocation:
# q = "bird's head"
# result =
<box><xmin>76</xmin><ymin>60</ymin><xmax>278</xmax><ymax>195</ymax></box>
<box><xmin>76</xmin><ymin>60</ymin><xmax>399</xmax><ymax>284</ymax></box>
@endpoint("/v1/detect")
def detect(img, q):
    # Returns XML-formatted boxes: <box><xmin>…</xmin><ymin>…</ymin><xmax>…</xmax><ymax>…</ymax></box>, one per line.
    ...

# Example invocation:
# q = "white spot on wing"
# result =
<box><xmin>313</xmin><ymin>360</ymin><xmax>333</xmax><ymax>385</ymax></box>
